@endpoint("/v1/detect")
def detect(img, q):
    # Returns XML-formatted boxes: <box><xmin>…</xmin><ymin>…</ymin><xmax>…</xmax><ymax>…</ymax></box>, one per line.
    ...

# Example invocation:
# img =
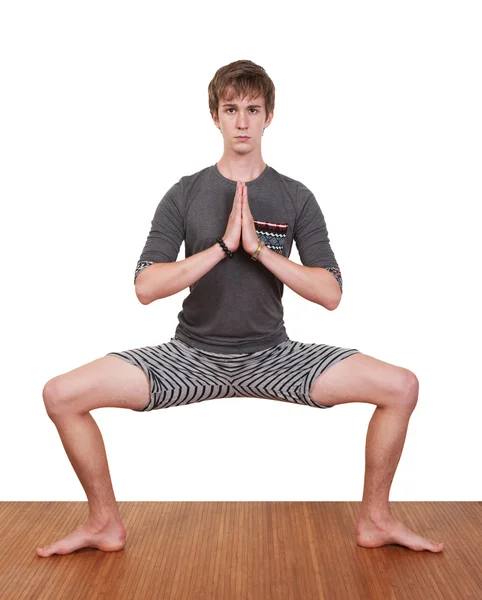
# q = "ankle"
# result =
<box><xmin>358</xmin><ymin>508</ymin><xmax>393</xmax><ymax>525</ymax></box>
<box><xmin>87</xmin><ymin>512</ymin><xmax>123</xmax><ymax>531</ymax></box>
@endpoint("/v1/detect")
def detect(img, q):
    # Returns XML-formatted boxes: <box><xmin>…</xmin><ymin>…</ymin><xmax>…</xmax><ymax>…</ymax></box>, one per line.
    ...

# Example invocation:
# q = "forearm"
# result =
<box><xmin>136</xmin><ymin>243</ymin><xmax>227</xmax><ymax>304</ymax></box>
<box><xmin>256</xmin><ymin>245</ymin><xmax>341</xmax><ymax>309</ymax></box>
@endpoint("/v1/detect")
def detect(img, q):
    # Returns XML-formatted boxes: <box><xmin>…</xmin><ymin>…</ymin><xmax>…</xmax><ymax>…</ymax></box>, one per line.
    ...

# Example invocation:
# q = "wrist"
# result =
<box><xmin>250</xmin><ymin>240</ymin><xmax>265</xmax><ymax>261</ymax></box>
<box><xmin>215</xmin><ymin>237</ymin><xmax>234</xmax><ymax>259</ymax></box>
<box><xmin>213</xmin><ymin>242</ymin><xmax>228</xmax><ymax>259</ymax></box>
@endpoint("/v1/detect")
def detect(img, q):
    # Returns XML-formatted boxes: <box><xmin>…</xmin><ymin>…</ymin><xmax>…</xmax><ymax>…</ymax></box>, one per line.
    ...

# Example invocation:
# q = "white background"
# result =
<box><xmin>1</xmin><ymin>1</ymin><xmax>480</xmax><ymax>501</ymax></box>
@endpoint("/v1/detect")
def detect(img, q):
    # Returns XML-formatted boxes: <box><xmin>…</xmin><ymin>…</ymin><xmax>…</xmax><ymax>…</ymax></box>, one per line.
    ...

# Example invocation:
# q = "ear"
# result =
<box><xmin>211</xmin><ymin>110</ymin><xmax>220</xmax><ymax>128</ymax></box>
<box><xmin>264</xmin><ymin>110</ymin><xmax>274</xmax><ymax>130</ymax></box>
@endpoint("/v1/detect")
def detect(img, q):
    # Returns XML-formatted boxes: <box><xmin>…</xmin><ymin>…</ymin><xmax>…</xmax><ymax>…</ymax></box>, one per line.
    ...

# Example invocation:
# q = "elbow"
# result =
<box><xmin>327</xmin><ymin>292</ymin><xmax>342</xmax><ymax>311</ymax></box>
<box><xmin>136</xmin><ymin>292</ymin><xmax>150</xmax><ymax>305</ymax></box>
<box><xmin>135</xmin><ymin>283</ymin><xmax>150</xmax><ymax>305</ymax></box>
<box><xmin>135</xmin><ymin>268</ymin><xmax>154</xmax><ymax>304</ymax></box>
<box><xmin>319</xmin><ymin>268</ymin><xmax>343</xmax><ymax>310</ymax></box>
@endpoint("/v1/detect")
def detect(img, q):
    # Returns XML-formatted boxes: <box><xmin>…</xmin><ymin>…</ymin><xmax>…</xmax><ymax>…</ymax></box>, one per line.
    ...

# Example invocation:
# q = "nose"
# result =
<box><xmin>236</xmin><ymin>111</ymin><xmax>249</xmax><ymax>129</ymax></box>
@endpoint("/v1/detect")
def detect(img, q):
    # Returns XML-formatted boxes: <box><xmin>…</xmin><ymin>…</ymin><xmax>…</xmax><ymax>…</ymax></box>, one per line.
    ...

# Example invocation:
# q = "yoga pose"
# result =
<box><xmin>37</xmin><ymin>59</ymin><xmax>444</xmax><ymax>556</ymax></box>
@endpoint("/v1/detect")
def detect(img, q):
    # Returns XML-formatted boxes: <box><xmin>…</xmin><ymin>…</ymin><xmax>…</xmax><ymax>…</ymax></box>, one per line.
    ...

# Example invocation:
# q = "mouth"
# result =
<box><xmin>235</xmin><ymin>136</ymin><xmax>250</xmax><ymax>140</ymax></box>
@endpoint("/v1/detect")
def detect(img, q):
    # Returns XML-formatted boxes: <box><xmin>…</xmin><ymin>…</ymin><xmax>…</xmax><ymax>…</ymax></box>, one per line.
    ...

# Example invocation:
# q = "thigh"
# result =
<box><xmin>308</xmin><ymin>351</ymin><xmax>418</xmax><ymax>409</ymax></box>
<box><xmin>228</xmin><ymin>339</ymin><xmax>361</xmax><ymax>409</ymax></box>
<box><xmin>104</xmin><ymin>337</ymin><xmax>232</xmax><ymax>412</ymax></box>
<box><xmin>43</xmin><ymin>337</ymin><xmax>231</xmax><ymax>414</ymax></box>
<box><xmin>43</xmin><ymin>354</ymin><xmax>151</xmax><ymax>414</ymax></box>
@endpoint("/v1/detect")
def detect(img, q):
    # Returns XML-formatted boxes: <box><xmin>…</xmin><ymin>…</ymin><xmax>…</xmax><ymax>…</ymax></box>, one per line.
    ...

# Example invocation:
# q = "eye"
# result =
<box><xmin>226</xmin><ymin>108</ymin><xmax>258</xmax><ymax>114</ymax></box>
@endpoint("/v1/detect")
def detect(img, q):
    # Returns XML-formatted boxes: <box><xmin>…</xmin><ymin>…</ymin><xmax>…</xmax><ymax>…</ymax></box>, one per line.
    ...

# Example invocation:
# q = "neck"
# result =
<box><xmin>216</xmin><ymin>157</ymin><xmax>267</xmax><ymax>183</ymax></box>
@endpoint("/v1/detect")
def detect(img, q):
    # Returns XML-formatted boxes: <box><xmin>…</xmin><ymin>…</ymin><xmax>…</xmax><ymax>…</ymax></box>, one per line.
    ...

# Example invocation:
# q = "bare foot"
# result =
<box><xmin>36</xmin><ymin>519</ymin><xmax>126</xmax><ymax>557</ymax></box>
<box><xmin>356</xmin><ymin>515</ymin><xmax>445</xmax><ymax>552</ymax></box>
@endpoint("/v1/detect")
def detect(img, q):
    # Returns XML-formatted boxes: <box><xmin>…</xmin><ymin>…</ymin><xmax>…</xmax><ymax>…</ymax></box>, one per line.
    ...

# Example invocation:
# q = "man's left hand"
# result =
<box><xmin>241</xmin><ymin>182</ymin><xmax>261</xmax><ymax>255</ymax></box>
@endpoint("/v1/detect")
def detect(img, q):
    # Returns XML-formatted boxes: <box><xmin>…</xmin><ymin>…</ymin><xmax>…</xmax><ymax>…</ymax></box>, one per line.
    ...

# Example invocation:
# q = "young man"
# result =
<box><xmin>37</xmin><ymin>60</ymin><xmax>444</xmax><ymax>557</ymax></box>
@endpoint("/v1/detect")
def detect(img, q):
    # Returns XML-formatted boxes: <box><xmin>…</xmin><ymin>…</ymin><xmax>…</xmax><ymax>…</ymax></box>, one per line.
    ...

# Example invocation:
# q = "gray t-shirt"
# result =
<box><xmin>134</xmin><ymin>163</ymin><xmax>343</xmax><ymax>354</ymax></box>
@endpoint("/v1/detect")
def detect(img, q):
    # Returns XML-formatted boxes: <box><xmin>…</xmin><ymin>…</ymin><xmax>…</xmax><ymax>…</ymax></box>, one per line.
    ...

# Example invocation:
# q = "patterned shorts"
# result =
<box><xmin>105</xmin><ymin>337</ymin><xmax>360</xmax><ymax>412</ymax></box>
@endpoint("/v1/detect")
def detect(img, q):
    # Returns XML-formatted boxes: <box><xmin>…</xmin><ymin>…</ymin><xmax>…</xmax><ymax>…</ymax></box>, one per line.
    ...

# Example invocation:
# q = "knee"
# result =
<box><xmin>394</xmin><ymin>369</ymin><xmax>419</xmax><ymax>410</ymax></box>
<box><xmin>42</xmin><ymin>377</ymin><xmax>71</xmax><ymax>418</ymax></box>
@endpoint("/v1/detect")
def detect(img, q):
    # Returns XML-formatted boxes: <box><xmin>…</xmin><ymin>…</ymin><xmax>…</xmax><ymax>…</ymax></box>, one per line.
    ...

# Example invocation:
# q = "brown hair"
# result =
<box><xmin>208</xmin><ymin>59</ymin><xmax>275</xmax><ymax>123</ymax></box>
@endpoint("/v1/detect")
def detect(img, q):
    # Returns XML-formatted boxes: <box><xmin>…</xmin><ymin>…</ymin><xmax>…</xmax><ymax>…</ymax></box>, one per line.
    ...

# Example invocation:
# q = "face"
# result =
<box><xmin>213</xmin><ymin>91</ymin><xmax>274</xmax><ymax>153</ymax></box>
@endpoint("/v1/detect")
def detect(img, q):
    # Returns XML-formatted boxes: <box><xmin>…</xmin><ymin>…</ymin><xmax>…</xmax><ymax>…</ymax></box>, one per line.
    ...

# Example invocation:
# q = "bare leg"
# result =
<box><xmin>309</xmin><ymin>352</ymin><xmax>445</xmax><ymax>552</ymax></box>
<box><xmin>358</xmin><ymin>405</ymin><xmax>412</xmax><ymax>521</ymax></box>
<box><xmin>356</xmin><ymin>404</ymin><xmax>445</xmax><ymax>552</ymax></box>
<box><xmin>36</xmin><ymin>412</ymin><xmax>126</xmax><ymax>558</ymax></box>
<box><xmin>36</xmin><ymin>356</ymin><xmax>150</xmax><ymax>557</ymax></box>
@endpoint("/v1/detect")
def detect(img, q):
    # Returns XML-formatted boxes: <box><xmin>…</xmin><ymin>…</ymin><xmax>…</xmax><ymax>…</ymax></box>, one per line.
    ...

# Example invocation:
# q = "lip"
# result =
<box><xmin>235</xmin><ymin>136</ymin><xmax>250</xmax><ymax>140</ymax></box>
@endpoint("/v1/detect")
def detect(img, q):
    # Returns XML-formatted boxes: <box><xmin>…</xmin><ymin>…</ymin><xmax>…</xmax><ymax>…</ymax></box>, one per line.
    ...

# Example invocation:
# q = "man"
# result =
<box><xmin>37</xmin><ymin>60</ymin><xmax>444</xmax><ymax>556</ymax></box>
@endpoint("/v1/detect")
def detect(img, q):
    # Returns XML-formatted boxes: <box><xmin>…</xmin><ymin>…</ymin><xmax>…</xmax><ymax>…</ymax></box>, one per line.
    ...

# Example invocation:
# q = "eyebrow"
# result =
<box><xmin>222</xmin><ymin>103</ymin><xmax>262</xmax><ymax>108</ymax></box>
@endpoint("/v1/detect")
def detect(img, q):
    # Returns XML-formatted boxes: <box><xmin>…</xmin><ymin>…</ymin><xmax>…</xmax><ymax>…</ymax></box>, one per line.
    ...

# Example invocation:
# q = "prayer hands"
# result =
<box><xmin>240</xmin><ymin>182</ymin><xmax>261</xmax><ymax>256</ymax></box>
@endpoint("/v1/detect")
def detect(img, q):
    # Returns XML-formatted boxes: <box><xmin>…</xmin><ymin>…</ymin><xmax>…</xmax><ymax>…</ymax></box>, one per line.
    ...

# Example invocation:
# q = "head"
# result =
<box><xmin>208</xmin><ymin>59</ymin><xmax>275</xmax><ymax>154</ymax></box>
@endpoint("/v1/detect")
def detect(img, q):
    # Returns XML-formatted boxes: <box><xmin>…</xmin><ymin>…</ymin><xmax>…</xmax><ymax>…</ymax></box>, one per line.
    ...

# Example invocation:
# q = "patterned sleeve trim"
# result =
<box><xmin>325</xmin><ymin>266</ymin><xmax>343</xmax><ymax>294</ymax></box>
<box><xmin>134</xmin><ymin>260</ymin><xmax>154</xmax><ymax>284</ymax></box>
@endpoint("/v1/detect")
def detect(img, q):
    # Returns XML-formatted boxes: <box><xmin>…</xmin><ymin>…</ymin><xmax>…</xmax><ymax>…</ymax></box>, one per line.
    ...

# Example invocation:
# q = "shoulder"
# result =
<box><xmin>179</xmin><ymin>164</ymin><xmax>212</xmax><ymax>190</ymax></box>
<box><xmin>267</xmin><ymin>166</ymin><xmax>316</xmax><ymax>209</ymax></box>
<box><xmin>266</xmin><ymin>165</ymin><xmax>300</xmax><ymax>191</ymax></box>
<box><xmin>161</xmin><ymin>165</ymin><xmax>212</xmax><ymax>208</ymax></box>
<box><xmin>164</xmin><ymin>165</ymin><xmax>214</xmax><ymax>207</ymax></box>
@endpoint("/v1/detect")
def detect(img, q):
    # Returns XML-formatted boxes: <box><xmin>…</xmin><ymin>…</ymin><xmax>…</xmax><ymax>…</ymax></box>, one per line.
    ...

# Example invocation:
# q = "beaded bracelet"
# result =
<box><xmin>216</xmin><ymin>237</ymin><xmax>234</xmax><ymax>258</ymax></box>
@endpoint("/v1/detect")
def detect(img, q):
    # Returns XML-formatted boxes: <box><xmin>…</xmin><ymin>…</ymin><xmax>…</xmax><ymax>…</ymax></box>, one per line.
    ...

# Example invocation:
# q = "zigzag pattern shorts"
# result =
<box><xmin>105</xmin><ymin>337</ymin><xmax>360</xmax><ymax>412</ymax></box>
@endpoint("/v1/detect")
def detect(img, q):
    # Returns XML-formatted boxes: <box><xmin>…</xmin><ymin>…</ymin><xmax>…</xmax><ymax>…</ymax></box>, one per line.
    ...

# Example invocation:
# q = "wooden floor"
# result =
<box><xmin>0</xmin><ymin>501</ymin><xmax>480</xmax><ymax>599</ymax></box>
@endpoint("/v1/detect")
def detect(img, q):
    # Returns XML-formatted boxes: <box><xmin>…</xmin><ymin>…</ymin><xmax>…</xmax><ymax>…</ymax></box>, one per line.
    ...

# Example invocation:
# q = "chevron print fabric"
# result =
<box><xmin>106</xmin><ymin>336</ymin><xmax>360</xmax><ymax>412</ymax></box>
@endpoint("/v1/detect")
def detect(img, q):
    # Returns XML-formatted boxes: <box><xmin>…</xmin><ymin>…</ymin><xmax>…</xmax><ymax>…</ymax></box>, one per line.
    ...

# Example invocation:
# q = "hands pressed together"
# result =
<box><xmin>222</xmin><ymin>181</ymin><xmax>261</xmax><ymax>256</ymax></box>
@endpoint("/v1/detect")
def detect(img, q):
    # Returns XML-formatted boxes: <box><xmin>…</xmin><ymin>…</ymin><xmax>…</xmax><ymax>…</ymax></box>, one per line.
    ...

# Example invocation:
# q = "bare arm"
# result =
<box><xmin>135</xmin><ymin>242</ymin><xmax>228</xmax><ymax>305</ymax></box>
<box><xmin>256</xmin><ymin>245</ymin><xmax>341</xmax><ymax>310</ymax></box>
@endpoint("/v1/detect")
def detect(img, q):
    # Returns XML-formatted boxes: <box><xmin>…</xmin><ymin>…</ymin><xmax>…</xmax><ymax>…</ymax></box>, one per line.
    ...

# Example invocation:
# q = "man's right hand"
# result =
<box><xmin>221</xmin><ymin>180</ymin><xmax>244</xmax><ymax>252</ymax></box>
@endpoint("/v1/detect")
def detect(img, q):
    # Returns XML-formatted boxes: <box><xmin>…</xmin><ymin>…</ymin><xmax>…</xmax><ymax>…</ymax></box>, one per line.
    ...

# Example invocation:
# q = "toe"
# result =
<box><xmin>429</xmin><ymin>539</ymin><xmax>445</xmax><ymax>551</ymax></box>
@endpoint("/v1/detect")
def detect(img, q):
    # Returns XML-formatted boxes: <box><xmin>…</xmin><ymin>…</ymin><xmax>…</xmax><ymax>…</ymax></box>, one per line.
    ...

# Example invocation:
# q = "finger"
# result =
<box><xmin>237</xmin><ymin>183</ymin><xmax>243</xmax><ymax>215</ymax></box>
<box><xmin>233</xmin><ymin>182</ymin><xmax>238</xmax><ymax>212</ymax></box>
